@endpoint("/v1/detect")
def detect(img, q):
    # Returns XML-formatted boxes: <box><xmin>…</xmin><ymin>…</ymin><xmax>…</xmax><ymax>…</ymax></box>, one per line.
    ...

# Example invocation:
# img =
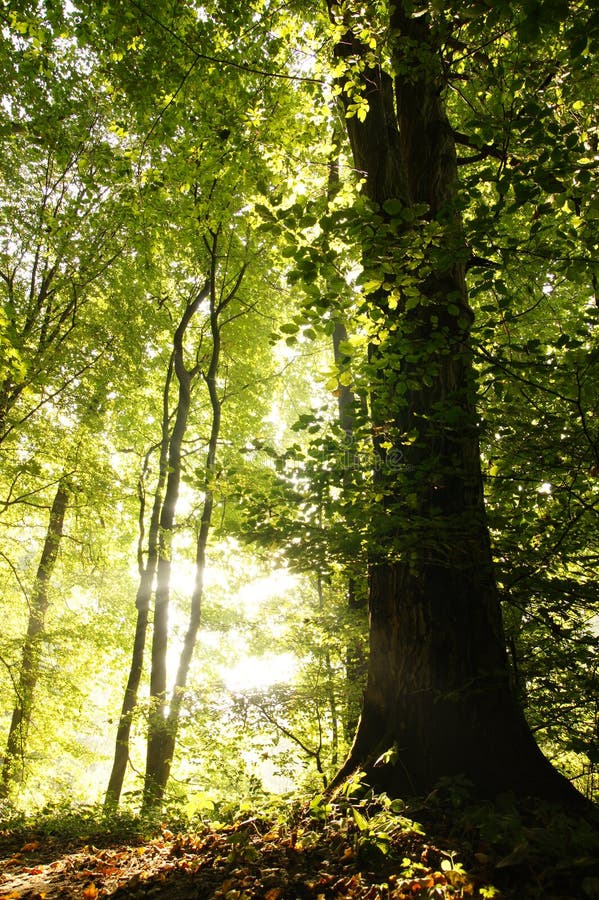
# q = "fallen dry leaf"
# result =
<box><xmin>264</xmin><ymin>889</ymin><xmax>283</xmax><ymax>900</ymax></box>
<box><xmin>21</xmin><ymin>841</ymin><xmax>40</xmax><ymax>852</ymax></box>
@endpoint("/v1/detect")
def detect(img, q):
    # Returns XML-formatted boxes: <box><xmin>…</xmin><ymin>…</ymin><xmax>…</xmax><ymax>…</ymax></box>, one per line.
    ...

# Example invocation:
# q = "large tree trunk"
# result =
<box><xmin>327</xmin><ymin>1</ymin><xmax>584</xmax><ymax>806</ymax></box>
<box><xmin>1</xmin><ymin>479</ymin><xmax>69</xmax><ymax>796</ymax></box>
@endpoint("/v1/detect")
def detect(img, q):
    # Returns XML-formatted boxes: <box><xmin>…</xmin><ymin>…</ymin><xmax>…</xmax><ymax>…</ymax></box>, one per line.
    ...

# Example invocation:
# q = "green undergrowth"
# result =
<box><xmin>1</xmin><ymin>781</ymin><xmax>598</xmax><ymax>899</ymax></box>
<box><xmin>0</xmin><ymin>798</ymin><xmax>159</xmax><ymax>846</ymax></box>
<box><xmin>302</xmin><ymin>774</ymin><xmax>599</xmax><ymax>898</ymax></box>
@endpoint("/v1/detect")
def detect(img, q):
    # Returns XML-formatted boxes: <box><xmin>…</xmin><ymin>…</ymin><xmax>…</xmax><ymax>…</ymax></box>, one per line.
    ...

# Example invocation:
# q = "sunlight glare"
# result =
<box><xmin>222</xmin><ymin>652</ymin><xmax>297</xmax><ymax>692</ymax></box>
<box><xmin>236</xmin><ymin>567</ymin><xmax>298</xmax><ymax>614</ymax></box>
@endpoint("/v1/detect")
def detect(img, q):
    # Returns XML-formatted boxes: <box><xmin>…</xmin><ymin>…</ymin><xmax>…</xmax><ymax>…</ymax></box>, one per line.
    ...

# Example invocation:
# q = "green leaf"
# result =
<box><xmin>254</xmin><ymin>203</ymin><xmax>275</xmax><ymax>221</ymax></box>
<box><xmin>362</xmin><ymin>279</ymin><xmax>383</xmax><ymax>294</ymax></box>
<box><xmin>383</xmin><ymin>198</ymin><xmax>403</xmax><ymax>217</ymax></box>
<box><xmin>352</xmin><ymin>808</ymin><xmax>369</xmax><ymax>831</ymax></box>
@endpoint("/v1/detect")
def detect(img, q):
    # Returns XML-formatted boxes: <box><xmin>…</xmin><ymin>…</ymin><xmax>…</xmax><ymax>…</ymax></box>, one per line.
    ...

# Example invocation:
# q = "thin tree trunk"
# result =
<box><xmin>142</xmin><ymin>369</ymin><xmax>191</xmax><ymax>804</ymax></box>
<box><xmin>104</xmin><ymin>363</ymin><xmax>174</xmax><ymax>810</ymax></box>
<box><xmin>327</xmin><ymin>1</ymin><xmax>585</xmax><ymax>806</ymax></box>
<box><xmin>0</xmin><ymin>479</ymin><xmax>69</xmax><ymax>796</ymax></box>
<box><xmin>316</xmin><ymin>572</ymin><xmax>339</xmax><ymax>770</ymax></box>
<box><xmin>142</xmin><ymin>230</ymin><xmax>248</xmax><ymax>810</ymax></box>
<box><xmin>142</xmin><ymin>285</ymin><xmax>208</xmax><ymax>811</ymax></box>
<box><xmin>148</xmin><ymin>358</ymin><xmax>220</xmax><ymax>804</ymax></box>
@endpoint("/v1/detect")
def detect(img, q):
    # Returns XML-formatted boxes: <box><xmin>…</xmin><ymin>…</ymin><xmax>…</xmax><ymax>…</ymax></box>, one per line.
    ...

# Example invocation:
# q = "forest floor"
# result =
<box><xmin>1</xmin><ymin>795</ymin><xmax>598</xmax><ymax>900</ymax></box>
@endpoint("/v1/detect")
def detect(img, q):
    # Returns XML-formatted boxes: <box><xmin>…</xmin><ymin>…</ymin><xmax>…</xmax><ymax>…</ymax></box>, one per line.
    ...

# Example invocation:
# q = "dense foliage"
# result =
<box><xmin>0</xmin><ymin>0</ymin><xmax>597</xmax><ymax>824</ymax></box>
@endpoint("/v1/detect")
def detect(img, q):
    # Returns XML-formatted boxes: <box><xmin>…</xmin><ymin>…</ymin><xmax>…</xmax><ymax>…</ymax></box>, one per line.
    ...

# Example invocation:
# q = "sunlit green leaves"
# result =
<box><xmin>0</xmin><ymin>0</ymin><xmax>597</xmax><ymax>809</ymax></box>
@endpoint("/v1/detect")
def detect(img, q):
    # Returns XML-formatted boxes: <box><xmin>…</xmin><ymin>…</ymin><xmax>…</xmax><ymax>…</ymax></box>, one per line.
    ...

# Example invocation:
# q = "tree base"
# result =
<box><xmin>331</xmin><ymin>713</ymin><xmax>595</xmax><ymax>817</ymax></box>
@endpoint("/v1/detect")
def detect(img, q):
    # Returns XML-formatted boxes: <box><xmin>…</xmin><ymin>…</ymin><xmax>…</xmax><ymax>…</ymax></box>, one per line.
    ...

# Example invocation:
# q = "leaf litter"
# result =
<box><xmin>1</xmin><ymin>799</ymin><xmax>597</xmax><ymax>900</ymax></box>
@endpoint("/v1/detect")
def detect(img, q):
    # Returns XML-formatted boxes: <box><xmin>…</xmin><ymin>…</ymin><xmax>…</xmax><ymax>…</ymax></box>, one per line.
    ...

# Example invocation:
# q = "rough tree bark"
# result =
<box><xmin>1</xmin><ymin>479</ymin><xmax>69</xmax><ymax>796</ymax></box>
<box><xmin>326</xmin><ymin>0</ymin><xmax>586</xmax><ymax>806</ymax></box>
